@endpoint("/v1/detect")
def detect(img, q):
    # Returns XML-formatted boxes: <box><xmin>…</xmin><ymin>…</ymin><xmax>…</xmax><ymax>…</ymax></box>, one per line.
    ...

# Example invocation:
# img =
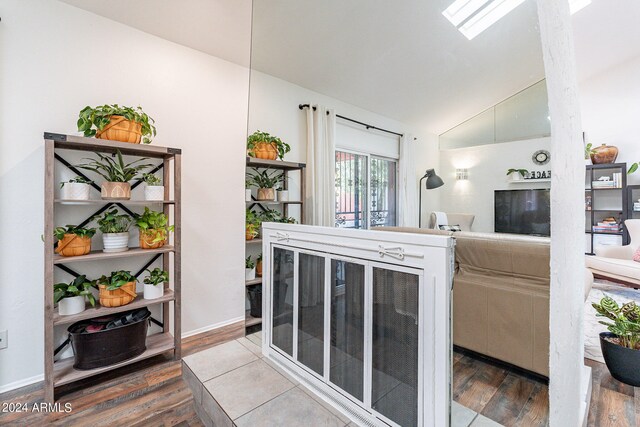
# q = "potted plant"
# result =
<box><xmin>246</xmin><ymin>168</ymin><xmax>283</xmax><ymax>201</ymax></box>
<box><xmin>143</xmin><ymin>268</ymin><xmax>168</xmax><ymax>300</ymax></box>
<box><xmin>506</xmin><ymin>168</ymin><xmax>529</xmax><ymax>181</ymax></box>
<box><xmin>54</xmin><ymin>225</ymin><xmax>96</xmax><ymax>257</ymax></box>
<box><xmin>593</xmin><ymin>296</ymin><xmax>640</xmax><ymax>386</ymax></box>
<box><xmin>54</xmin><ymin>275</ymin><xmax>96</xmax><ymax>315</ymax></box>
<box><xmin>246</xmin><ymin>209</ymin><xmax>260</xmax><ymax>240</ymax></box>
<box><xmin>95</xmin><ymin>270</ymin><xmax>137</xmax><ymax>307</ymax></box>
<box><xmin>142</xmin><ymin>173</ymin><xmax>164</xmax><ymax>201</ymax></box>
<box><xmin>245</xmin><ymin>179</ymin><xmax>253</xmax><ymax>202</ymax></box>
<box><xmin>77</xmin><ymin>150</ymin><xmax>152</xmax><ymax>200</ymax></box>
<box><xmin>246</xmin><ymin>256</ymin><xmax>256</xmax><ymax>281</ymax></box>
<box><xmin>94</xmin><ymin>209</ymin><xmax>131</xmax><ymax>253</ymax></box>
<box><xmin>259</xmin><ymin>208</ymin><xmax>297</xmax><ymax>224</ymax></box>
<box><xmin>247</xmin><ymin>130</ymin><xmax>291</xmax><ymax>160</ymax></box>
<box><xmin>256</xmin><ymin>253</ymin><xmax>263</xmax><ymax>277</ymax></box>
<box><xmin>60</xmin><ymin>176</ymin><xmax>92</xmax><ymax>201</ymax></box>
<box><xmin>77</xmin><ymin>104</ymin><xmax>157</xmax><ymax>144</ymax></box>
<box><xmin>589</xmin><ymin>143</ymin><xmax>619</xmax><ymax>165</ymax></box>
<box><xmin>134</xmin><ymin>207</ymin><xmax>174</xmax><ymax>249</ymax></box>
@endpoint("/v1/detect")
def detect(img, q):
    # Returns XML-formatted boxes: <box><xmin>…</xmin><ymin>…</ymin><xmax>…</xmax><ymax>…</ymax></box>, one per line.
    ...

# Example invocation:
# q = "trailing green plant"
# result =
<box><xmin>96</xmin><ymin>270</ymin><xmax>137</xmax><ymax>291</ymax></box>
<box><xmin>246</xmin><ymin>256</ymin><xmax>255</xmax><ymax>269</ymax></box>
<box><xmin>134</xmin><ymin>207</ymin><xmax>174</xmax><ymax>243</ymax></box>
<box><xmin>143</xmin><ymin>268</ymin><xmax>168</xmax><ymax>286</ymax></box>
<box><xmin>506</xmin><ymin>168</ymin><xmax>529</xmax><ymax>178</ymax></box>
<box><xmin>60</xmin><ymin>176</ymin><xmax>92</xmax><ymax>188</ymax></box>
<box><xmin>246</xmin><ymin>168</ymin><xmax>283</xmax><ymax>189</ymax></box>
<box><xmin>54</xmin><ymin>275</ymin><xmax>96</xmax><ymax>307</ymax></box>
<box><xmin>77</xmin><ymin>150</ymin><xmax>153</xmax><ymax>183</ymax></box>
<box><xmin>77</xmin><ymin>104</ymin><xmax>157</xmax><ymax>144</ymax></box>
<box><xmin>247</xmin><ymin>130</ymin><xmax>291</xmax><ymax>160</ymax></box>
<box><xmin>94</xmin><ymin>209</ymin><xmax>132</xmax><ymax>234</ymax></box>
<box><xmin>593</xmin><ymin>296</ymin><xmax>640</xmax><ymax>350</ymax></box>
<box><xmin>54</xmin><ymin>225</ymin><xmax>96</xmax><ymax>240</ymax></box>
<box><xmin>259</xmin><ymin>208</ymin><xmax>296</xmax><ymax>224</ymax></box>
<box><xmin>142</xmin><ymin>173</ymin><xmax>162</xmax><ymax>186</ymax></box>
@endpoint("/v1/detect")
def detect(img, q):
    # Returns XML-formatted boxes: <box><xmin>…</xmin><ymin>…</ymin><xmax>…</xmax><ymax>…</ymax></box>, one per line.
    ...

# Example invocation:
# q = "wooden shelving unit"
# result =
<box><xmin>245</xmin><ymin>156</ymin><xmax>306</xmax><ymax>330</ymax></box>
<box><xmin>43</xmin><ymin>132</ymin><xmax>181</xmax><ymax>402</ymax></box>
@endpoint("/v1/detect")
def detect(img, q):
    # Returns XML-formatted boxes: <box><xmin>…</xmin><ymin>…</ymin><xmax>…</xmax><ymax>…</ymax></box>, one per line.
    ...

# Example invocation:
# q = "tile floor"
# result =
<box><xmin>182</xmin><ymin>332</ymin><xmax>504</xmax><ymax>426</ymax></box>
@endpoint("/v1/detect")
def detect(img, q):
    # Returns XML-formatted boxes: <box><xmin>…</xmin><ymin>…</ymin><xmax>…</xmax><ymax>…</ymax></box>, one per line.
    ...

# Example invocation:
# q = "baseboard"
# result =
<box><xmin>181</xmin><ymin>316</ymin><xmax>245</xmax><ymax>339</ymax></box>
<box><xmin>579</xmin><ymin>365</ymin><xmax>592</xmax><ymax>427</ymax></box>
<box><xmin>0</xmin><ymin>373</ymin><xmax>44</xmax><ymax>395</ymax></box>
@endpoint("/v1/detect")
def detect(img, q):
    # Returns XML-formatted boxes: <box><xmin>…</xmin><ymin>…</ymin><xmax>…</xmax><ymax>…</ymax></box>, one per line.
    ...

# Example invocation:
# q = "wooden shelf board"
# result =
<box><xmin>245</xmin><ymin>311</ymin><xmax>262</xmax><ymax>327</ymax></box>
<box><xmin>587</xmin><ymin>231</ymin><xmax>623</xmax><ymax>235</ymax></box>
<box><xmin>53</xmin><ymin>245</ymin><xmax>175</xmax><ymax>264</ymax></box>
<box><xmin>55</xmin><ymin>199</ymin><xmax>175</xmax><ymax>205</ymax></box>
<box><xmin>246</xmin><ymin>238</ymin><xmax>263</xmax><ymax>245</ymax></box>
<box><xmin>246</xmin><ymin>156</ymin><xmax>306</xmax><ymax>171</ymax></box>
<box><xmin>46</xmin><ymin>132</ymin><xmax>180</xmax><ymax>159</ymax></box>
<box><xmin>53</xmin><ymin>333</ymin><xmax>175</xmax><ymax>387</ymax></box>
<box><xmin>246</xmin><ymin>277</ymin><xmax>262</xmax><ymax>286</ymax></box>
<box><xmin>53</xmin><ymin>290</ymin><xmax>175</xmax><ymax>326</ymax></box>
<box><xmin>509</xmin><ymin>179</ymin><xmax>551</xmax><ymax>183</ymax></box>
<box><xmin>246</xmin><ymin>200</ymin><xmax>303</xmax><ymax>205</ymax></box>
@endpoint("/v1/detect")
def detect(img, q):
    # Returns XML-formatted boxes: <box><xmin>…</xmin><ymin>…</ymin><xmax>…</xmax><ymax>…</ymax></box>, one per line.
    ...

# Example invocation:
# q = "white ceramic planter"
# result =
<box><xmin>58</xmin><ymin>295</ymin><xmax>86</xmax><ymax>315</ymax></box>
<box><xmin>246</xmin><ymin>267</ymin><xmax>256</xmax><ymax>281</ymax></box>
<box><xmin>144</xmin><ymin>283</ymin><xmax>164</xmax><ymax>300</ymax></box>
<box><xmin>102</xmin><ymin>232</ymin><xmax>129</xmax><ymax>253</ymax></box>
<box><xmin>61</xmin><ymin>183</ymin><xmax>91</xmax><ymax>200</ymax></box>
<box><xmin>509</xmin><ymin>174</ymin><xmax>523</xmax><ymax>182</ymax></box>
<box><xmin>145</xmin><ymin>185</ymin><xmax>165</xmax><ymax>201</ymax></box>
<box><xmin>246</xmin><ymin>189</ymin><xmax>252</xmax><ymax>201</ymax></box>
<box><xmin>277</xmin><ymin>190</ymin><xmax>289</xmax><ymax>201</ymax></box>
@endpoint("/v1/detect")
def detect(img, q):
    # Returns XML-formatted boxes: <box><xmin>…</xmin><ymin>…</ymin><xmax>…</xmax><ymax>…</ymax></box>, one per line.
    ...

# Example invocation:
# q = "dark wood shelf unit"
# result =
<box><xmin>44</xmin><ymin>133</ymin><xmax>182</xmax><ymax>402</ymax></box>
<box><xmin>627</xmin><ymin>185</ymin><xmax>640</xmax><ymax>221</ymax></box>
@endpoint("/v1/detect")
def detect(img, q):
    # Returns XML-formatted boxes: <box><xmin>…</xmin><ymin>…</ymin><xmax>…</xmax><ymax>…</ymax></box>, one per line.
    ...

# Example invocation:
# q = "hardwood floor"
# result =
<box><xmin>1</xmin><ymin>323</ymin><xmax>638</xmax><ymax>427</ymax></box>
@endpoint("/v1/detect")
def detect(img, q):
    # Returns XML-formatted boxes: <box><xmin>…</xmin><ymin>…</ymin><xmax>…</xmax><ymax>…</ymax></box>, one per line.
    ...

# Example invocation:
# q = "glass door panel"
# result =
<box><xmin>371</xmin><ymin>268</ymin><xmax>419</xmax><ymax>427</ymax></box>
<box><xmin>298</xmin><ymin>253</ymin><xmax>325</xmax><ymax>376</ymax></box>
<box><xmin>330</xmin><ymin>259</ymin><xmax>365</xmax><ymax>401</ymax></box>
<box><xmin>272</xmin><ymin>247</ymin><xmax>294</xmax><ymax>356</ymax></box>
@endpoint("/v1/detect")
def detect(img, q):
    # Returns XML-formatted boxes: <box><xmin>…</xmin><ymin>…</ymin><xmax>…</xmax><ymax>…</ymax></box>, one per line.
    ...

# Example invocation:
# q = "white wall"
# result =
<box><xmin>0</xmin><ymin>0</ymin><xmax>249</xmax><ymax>391</ymax></box>
<box><xmin>439</xmin><ymin>137</ymin><xmax>551</xmax><ymax>232</ymax></box>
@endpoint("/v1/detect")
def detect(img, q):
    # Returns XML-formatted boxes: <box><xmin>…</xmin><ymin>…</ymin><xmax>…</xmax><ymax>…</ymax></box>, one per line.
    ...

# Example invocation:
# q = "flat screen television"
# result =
<box><xmin>494</xmin><ymin>189</ymin><xmax>551</xmax><ymax>236</ymax></box>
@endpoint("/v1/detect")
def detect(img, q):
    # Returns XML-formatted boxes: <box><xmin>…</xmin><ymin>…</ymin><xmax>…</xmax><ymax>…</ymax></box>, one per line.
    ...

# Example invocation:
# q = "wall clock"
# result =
<box><xmin>532</xmin><ymin>150</ymin><xmax>550</xmax><ymax>165</ymax></box>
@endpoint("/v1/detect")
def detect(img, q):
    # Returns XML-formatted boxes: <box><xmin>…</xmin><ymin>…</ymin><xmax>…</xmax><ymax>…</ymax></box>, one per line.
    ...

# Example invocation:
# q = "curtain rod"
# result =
<box><xmin>298</xmin><ymin>103</ymin><xmax>411</xmax><ymax>139</ymax></box>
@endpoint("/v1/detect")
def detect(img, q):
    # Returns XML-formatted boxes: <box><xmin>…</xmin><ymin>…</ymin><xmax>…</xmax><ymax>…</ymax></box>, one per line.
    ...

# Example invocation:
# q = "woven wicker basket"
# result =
<box><xmin>98</xmin><ymin>282</ymin><xmax>136</xmax><ymax>307</ymax></box>
<box><xmin>55</xmin><ymin>234</ymin><xmax>91</xmax><ymax>257</ymax></box>
<box><xmin>252</xmin><ymin>142</ymin><xmax>278</xmax><ymax>160</ymax></box>
<box><xmin>96</xmin><ymin>115</ymin><xmax>142</xmax><ymax>144</ymax></box>
<box><xmin>139</xmin><ymin>229</ymin><xmax>166</xmax><ymax>249</ymax></box>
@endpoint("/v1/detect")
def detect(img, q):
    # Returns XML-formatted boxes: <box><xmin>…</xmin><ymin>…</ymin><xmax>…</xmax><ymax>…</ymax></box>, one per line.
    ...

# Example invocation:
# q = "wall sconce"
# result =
<box><xmin>456</xmin><ymin>168</ymin><xmax>469</xmax><ymax>180</ymax></box>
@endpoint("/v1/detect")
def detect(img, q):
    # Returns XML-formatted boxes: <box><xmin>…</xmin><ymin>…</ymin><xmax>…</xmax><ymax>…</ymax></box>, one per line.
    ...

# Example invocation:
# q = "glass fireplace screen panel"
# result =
<box><xmin>330</xmin><ymin>259</ymin><xmax>365</xmax><ymax>401</ymax></box>
<box><xmin>371</xmin><ymin>268</ymin><xmax>419</xmax><ymax>427</ymax></box>
<box><xmin>298</xmin><ymin>253</ymin><xmax>325</xmax><ymax>376</ymax></box>
<box><xmin>272</xmin><ymin>247</ymin><xmax>294</xmax><ymax>356</ymax></box>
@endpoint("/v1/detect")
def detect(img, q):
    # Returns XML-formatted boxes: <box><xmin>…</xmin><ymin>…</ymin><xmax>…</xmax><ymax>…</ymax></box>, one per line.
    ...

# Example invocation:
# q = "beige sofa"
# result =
<box><xmin>586</xmin><ymin>219</ymin><xmax>640</xmax><ymax>287</ymax></box>
<box><xmin>382</xmin><ymin>227</ymin><xmax>551</xmax><ymax>377</ymax></box>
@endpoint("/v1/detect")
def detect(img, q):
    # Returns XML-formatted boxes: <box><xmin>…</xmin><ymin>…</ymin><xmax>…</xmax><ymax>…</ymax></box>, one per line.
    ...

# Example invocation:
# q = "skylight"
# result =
<box><xmin>443</xmin><ymin>0</ymin><xmax>592</xmax><ymax>40</ymax></box>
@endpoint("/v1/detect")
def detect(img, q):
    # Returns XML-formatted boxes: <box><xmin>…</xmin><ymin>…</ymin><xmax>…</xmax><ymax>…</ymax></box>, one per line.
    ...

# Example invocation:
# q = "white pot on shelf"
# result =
<box><xmin>58</xmin><ymin>296</ymin><xmax>86</xmax><ymax>315</ymax></box>
<box><xmin>144</xmin><ymin>284</ymin><xmax>164</xmax><ymax>300</ymax></box>
<box><xmin>246</xmin><ymin>267</ymin><xmax>256</xmax><ymax>281</ymax></box>
<box><xmin>509</xmin><ymin>173</ymin><xmax>523</xmax><ymax>182</ymax></box>
<box><xmin>102</xmin><ymin>232</ymin><xmax>129</xmax><ymax>253</ymax></box>
<box><xmin>277</xmin><ymin>190</ymin><xmax>289</xmax><ymax>201</ymax></box>
<box><xmin>245</xmin><ymin>189</ymin><xmax>252</xmax><ymax>202</ymax></box>
<box><xmin>145</xmin><ymin>185</ymin><xmax>165</xmax><ymax>201</ymax></box>
<box><xmin>61</xmin><ymin>183</ymin><xmax>91</xmax><ymax>200</ymax></box>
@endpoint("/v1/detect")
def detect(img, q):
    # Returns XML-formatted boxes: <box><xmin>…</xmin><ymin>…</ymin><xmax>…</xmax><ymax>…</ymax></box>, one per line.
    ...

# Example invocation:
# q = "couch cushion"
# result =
<box><xmin>586</xmin><ymin>256</ymin><xmax>640</xmax><ymax>280</ymax></box>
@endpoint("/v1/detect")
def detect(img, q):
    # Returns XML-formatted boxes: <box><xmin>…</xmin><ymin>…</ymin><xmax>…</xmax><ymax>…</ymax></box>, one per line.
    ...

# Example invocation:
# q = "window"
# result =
<box><xmin>335</xmin><ymin>150</ymin><xmax>397</xmax><ymax>229</ymax></box>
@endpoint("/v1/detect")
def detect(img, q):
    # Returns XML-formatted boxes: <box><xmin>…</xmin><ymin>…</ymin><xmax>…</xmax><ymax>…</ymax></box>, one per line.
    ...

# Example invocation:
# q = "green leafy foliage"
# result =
<box><xmin>54</xmin><ymin>225</ymin><xmax>96</xmax><ymax>240</ymax></box>
<box><xmin>506</xmin><ymin>168</ymin><xmax>529</xmax><ymax>178</ymax></box>
<box><xmin>585</xmin><ymin>142</ymin><xmax>595</xmax><ymax>160</ymax></box>
<box><xmin>593</xmin><ymin>296</ymin><xmax>640</xmax><ymax>350</ymax></box>
<box><xmin>77</xmin><ymin>150</ymin><xmax>153</xmax><ymax>183</ymax></box>
<box><xmin>54</xmin><ymin>275</ymin><xmax>96</xmax><ymax>307</ymax></box>
<box><xmin>246</xmin><ymin>130</ymin><xmax>291</xmax><ymax>160</ymax></box>
<box><xmin>142</xmin><ymin>173</ymin><xmax>162</xmax><ymax>186</ymax></box>
<box><xmin>96</xmin><ymin>270</ymin><xmax>137</xmax><ymax>291</ymax></box>
<box><xmin>77</xmin><ymin>104</ymin><xmax>157</xmax><ymax>144</ymax></box>
<box><xmin>134</xmin><ymin>207</ymin><xmax>174</xmax><ymax>243</ymax></box>
<box><xmin>246</xmin><ymin>168</ymin><xmax>284</xmax><ymax>189</ymax></box>
<box><xmin>143</xmin><ymin>268</ymin><xmax>168</xmax><ymax>286</ymax></box>
<box><xmin>258</xmin><ymin>208</ymin><xmax>296</xmax><ymax>224</ymax></box>
<box><xmin>257</xmin><ymin>253</ymin><xmax>263</xmax><ymax>262</ymax></box>
<box><xmin>246</xmin><ymin>208</ymin><xmax>261</xmax><ymax>238</ymax></box>
<box><xmin>60</xmin><ymin>176</ymin><xmax>92</xmax><ymax>188</ymax></box>
<box><xmin>628</xmin><ymin>163</ymin><xmax>639</xmax><ymax>174</ymax></box>
<box><xmin>94</xmin><ymin>209</ymin><xmax>132</xmax><ymax>234</ymax></box>
<box><xmin>246</xmin><ymin>256</ymin><xmax>255</xmax><ymax>269</ymax></box>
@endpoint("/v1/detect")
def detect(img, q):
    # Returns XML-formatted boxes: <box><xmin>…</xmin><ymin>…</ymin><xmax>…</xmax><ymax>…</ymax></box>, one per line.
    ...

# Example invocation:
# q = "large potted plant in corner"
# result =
<box><xmin>247</xmin><ymin>168</ymin><xmax>283</xmax><ymax>201</ymax></box>
<box><xmin>134</xmin><ymin>207</ymin><xmax>174</xmax><ymax>249</ymax></box>
<box><xmin>143</xmin><ymin>173</ymin><xmax>164</xmax><ymax>201</ymax></box>
<box><xmin>593</xmin><ymin>296</ymin><xmax>640</xmax><ymax>386</ymax></box>
<box><xmin>54</xmin><ymin>225</ymin><xmax>96</xmax><ymax>257</ymax></box>
<box><xmin>60</xmin><ymin>176</ymin><xmax>92</xmax><ymax>201</ymax></box>
<box><xmin>54</xmin><ymin>275</ymin><xmax>96</xmax><ymax>316</ymax></box>
<box><xmin>95</xmin><ymin>270</ymin><xmax>137</xmax><ymax>307</ymax></box>
<box><xmin>247</xmin><ymin>130</ymin><xmax>291</xmax><ymax>160</ymax></box>
<box><xmin>143</xmin><ymin>268</ymin><xmax>168</xmax><ymax>300</ymax></box>
<box><xmin>78</xmin><ymin>150</ymin><xmax>152</xmax><ymax>200</ymax></box>
<box><xmin>94</xmin><ymin>209</ymin><xmax>132</xmax><ymax>253</ymax></box>
<box><xmin>78</xmin><ymin>104</ymin><xmax>157</xmax><ymax>144</ymax></box>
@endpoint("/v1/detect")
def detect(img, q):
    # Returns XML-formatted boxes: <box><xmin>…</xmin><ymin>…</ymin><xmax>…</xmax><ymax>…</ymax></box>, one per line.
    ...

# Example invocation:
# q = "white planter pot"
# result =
<box><xmin>246</xmin><ymin>267</ymin><xmax>256</xmax><ymax>281</ymax></box>
<box><xmin>144</xmin><ymin>283</ymin><xmax>164</xmax><ymax>300</ymax></box>
<box><xmin>61</xmin><ymin>183</ymin><xmax>90</xmax><ymax>200</ymax></box>
<box><xmin>58</xmin><ymin>295</ymin><xmax>86</xmax><ymax>315</ymax></box>
<box><xmin>145</xmin><ymin>185</ymin><xmax>165</xmax><ymax>201</ymax></box>
<box><xmin>277</xmin><ymin>190</ymin><xmax>289</xmax><ymax>201</ymax></box>
<box><xmin>246</xmin><ymin>189</ymin><xmax>252</xmax><ymax>202</ymax></box>
<box><xmin>102</xmin><ymin>232</ymin><xmax>129</xmax><ymax>253</ymax></box>
<box><xmin>509</xmin><ymin>174</ymin><xmax>523</xmax><ymax>182</ymax></box>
